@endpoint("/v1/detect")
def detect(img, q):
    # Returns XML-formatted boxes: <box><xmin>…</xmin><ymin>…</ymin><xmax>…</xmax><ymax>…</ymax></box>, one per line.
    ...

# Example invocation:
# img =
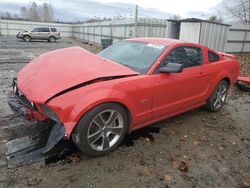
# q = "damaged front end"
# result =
<box><xmin>6</xmin><ymin>78</ymin><xmax>66</xmax><ymax>168</ymax></box>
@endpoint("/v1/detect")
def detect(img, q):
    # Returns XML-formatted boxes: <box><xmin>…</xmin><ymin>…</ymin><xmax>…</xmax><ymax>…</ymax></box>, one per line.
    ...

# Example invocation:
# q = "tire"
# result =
<box><xmin>23</xmin><ymin>35</ymin><xmax>31</xmax><ymax>42</ymax></box>
<box><xmin>48</xmin><ymin>36</ymin><xmax>56</xmax><ymax>43</ymax></box>
<box><xmin>236</xmin><ymin>81</ymin><xmax>250</xmax><ymax>92</ymax></box>
<box><xmin>72</xmin><ymin>103</ymin><xmax>129</xmax><ymax>156</ymax></box>
<box><xmin>205</xmin><ymin>80</ymin><xmax>229</xmax><ymax>112</ymax></box>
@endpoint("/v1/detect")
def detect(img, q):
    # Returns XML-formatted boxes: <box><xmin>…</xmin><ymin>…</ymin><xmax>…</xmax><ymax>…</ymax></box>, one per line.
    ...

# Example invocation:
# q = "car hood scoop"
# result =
<box><xmin>17</xmin><ymin>46</ymin><xmax>139</xmax><ymax>103</ymax></box>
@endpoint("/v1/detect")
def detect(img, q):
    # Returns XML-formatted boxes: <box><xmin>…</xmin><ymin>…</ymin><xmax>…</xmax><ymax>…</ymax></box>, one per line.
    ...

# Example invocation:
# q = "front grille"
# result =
<box><xmin>13</xmin><ymin>79</ymin><xmax>37</xmax><ymax>111</ymax></box>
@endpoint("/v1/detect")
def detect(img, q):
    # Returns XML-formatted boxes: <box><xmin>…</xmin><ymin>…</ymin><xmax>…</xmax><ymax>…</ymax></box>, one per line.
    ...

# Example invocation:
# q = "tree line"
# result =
<box><xmin>0</xmin><ymin>1</ymin><xmax>54</xmax><ymax>22</ymax></box>
<box><xmin>0</xmin><ymin>0</ymin><xmax>250</xmax><ymax>25</ymax></box>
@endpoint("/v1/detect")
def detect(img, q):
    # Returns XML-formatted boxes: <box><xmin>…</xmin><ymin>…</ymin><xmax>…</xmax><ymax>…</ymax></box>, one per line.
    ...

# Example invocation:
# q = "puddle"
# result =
<box><xmin>122</xmin><ymin>126</ymin><xmax>160</xmax><ymax>147</ymax></box>
<box><xmin>44</xmin><ymin>126</ymin><xmax>161</xmax><ymax>165</ymax></box>
<box><xmin>45</xmin><ymin>141</ymin><xmax>80</xmax><ymax>165</ymax></box>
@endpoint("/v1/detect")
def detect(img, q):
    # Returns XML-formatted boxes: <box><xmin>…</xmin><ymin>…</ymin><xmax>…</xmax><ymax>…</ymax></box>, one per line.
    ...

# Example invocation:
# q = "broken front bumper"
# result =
<box><xmin>8</xmin><ymin>91</ymin><xmax>47</xmax><ymax>121</ymax></box>
<box><xmin>6</xmin><ymin>123</ymin><xmax>66</xmax><ymax>168</ymax></box>
<box><xmin>7</xmin><ymin>92</ymin><xmax>66</xmax><ymax>167</ymax></box>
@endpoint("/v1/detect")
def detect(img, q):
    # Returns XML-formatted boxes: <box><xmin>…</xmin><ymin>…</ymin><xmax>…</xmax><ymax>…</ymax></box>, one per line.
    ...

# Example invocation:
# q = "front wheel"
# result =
<box><xmin>205</xmin><ymin>80</ymin><xmax>229</xmax><ymax>112</ymax></box>
<box><xmin>23</xmin><ymin>35</ymin><xmax>31</xmax><ymax>42</ymax></box>
<box><xmin>72</xmin><ymin>103</ymin><xmax>129</xmax><ymax>156</ymax></box>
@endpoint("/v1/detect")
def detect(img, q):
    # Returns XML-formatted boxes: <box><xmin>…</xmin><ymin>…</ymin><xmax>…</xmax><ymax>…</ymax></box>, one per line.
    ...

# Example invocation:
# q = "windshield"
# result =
<box><xmin>98</xmin><ymin>41</ymin><xmax>166</xmax><ymax>74</ymax></box>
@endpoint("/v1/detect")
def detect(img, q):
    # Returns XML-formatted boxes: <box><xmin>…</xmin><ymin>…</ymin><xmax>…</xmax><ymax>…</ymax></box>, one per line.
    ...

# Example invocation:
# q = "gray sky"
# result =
<box><xmin>0</xmin><ymin>0</ymin><xmax>223</xmax><ymax>21</ymax></box>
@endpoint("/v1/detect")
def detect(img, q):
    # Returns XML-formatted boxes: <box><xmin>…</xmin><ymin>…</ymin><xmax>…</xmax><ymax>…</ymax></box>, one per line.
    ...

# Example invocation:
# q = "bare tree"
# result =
<box><xmin>19</xmin><ymin>1</ymin><xmax>54</xmax><ymax>22</ymax></box>
<box><xmin>40</xmin><ymin>3</ymin><xmax>54</xmax><ymax>22</ymax></box>
<box><xmin>207</xmin><ymin>15</ymin><xmax>223</xmax><ymax>23</ymax></box>
<box><xmin>224</xmin><ymin>0</ymin><xmax>250</xmax><ymax>24</ymax></box>
<box><xmin>169</xmin><ymin>14</ymin><xmax>181</xmax><ymax>20</ymax></box>
<box><xmin>20</xmin><ymin>7</ymin><xmax>28</xmax><ymax>19</ymax></box>
<box><xmin>28</xmin><ymin>2</ymin><xmax>40</xmax><ymax>21</ymax></box>
<box><xmin>0</xmin><ymin>11</ymin><xmax>12</xmax><ymax>19</ymax></box>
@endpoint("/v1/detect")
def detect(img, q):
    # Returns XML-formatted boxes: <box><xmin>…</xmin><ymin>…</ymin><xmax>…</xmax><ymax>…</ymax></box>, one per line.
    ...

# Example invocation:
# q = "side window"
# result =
<box><xmin>208</xmin><ymin>51</ymin><xmax>220</xmax><ymax>62</ymax></box>
<box><xmin>160</xmin><ymin>46</ymin><xmax>203</xmax><ymax>69</ymax></box>
<box><xmin>50</xmin><ymin>28</ymin><xmax>57</xmax><ymax>32</ymax></box>
<box><xmin>40</xmin><ymin>28</ymin><xmax>50</xmax><ymax>32</ymax></box>
<box><xmin>32</xmin><ymin>28</ymin><xmax>40</xmax><ymax>32</ymax></box>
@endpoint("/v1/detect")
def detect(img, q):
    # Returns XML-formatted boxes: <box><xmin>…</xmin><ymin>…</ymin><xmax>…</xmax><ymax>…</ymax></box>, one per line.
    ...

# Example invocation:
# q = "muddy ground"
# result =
<box><xmin>0</xmin><ymin>37</ymin><xmax>249</xmax><ymax>188</ymax></box>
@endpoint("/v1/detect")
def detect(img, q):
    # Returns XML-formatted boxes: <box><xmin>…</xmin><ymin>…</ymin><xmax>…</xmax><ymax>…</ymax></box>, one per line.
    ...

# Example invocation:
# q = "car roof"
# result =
<box><xmin>126</xmin><ymin>37</ymin><xmax>184</xmax><ymax>47</ymax></box>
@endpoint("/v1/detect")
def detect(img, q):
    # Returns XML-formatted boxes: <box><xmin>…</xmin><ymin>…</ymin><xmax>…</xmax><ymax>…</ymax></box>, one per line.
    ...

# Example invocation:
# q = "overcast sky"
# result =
<box><xmin>0</xmin><ymin>0</ymin><xmax>224</xmax><ymax>21</ymax></box>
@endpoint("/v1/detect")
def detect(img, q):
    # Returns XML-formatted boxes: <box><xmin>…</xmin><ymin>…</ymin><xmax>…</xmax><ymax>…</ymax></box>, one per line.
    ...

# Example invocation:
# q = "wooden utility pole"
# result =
<box><xmin>134</xmin><ymin>5</ymin><xmax>138</xmax><ymax>37</ymax></box>
<box><xmin>249</xmin><ymin>0</ymin><xmax>250</xmax><ymax>24</ymax></box>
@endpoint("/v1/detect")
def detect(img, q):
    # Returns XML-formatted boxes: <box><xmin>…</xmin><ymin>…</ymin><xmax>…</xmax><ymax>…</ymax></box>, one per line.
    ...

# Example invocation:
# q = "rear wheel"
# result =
<box><xmin>72</xmin><ymin>103</ymin><xmax>129</xmax><ymax>156</ymax></box>
<box><xmin>23</xmin><ymin>35</ymin><xmax>31</xmax><ymax>42</ymax></box>
<box><xmin>205</xmin><ymin>80</ymin><xmax>229</xmax><ymax>112</ymax></box>
<box><xmin>48</xmin><ymin>36</ymin><xmax>56</xmax><ymax>43</ymax></box>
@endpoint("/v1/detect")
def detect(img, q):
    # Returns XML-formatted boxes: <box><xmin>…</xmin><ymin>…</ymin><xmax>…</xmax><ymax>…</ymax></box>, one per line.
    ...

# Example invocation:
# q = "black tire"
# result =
<box><xmin>72</xmin><ymin>103</ymin><xmax>129</xmax><ymax>156</ymax></box>
<box><xmin>205</xmin><ymin>80</ymin><xmax>229</xmax><ymax>112</ymax></box>
<box><xmin>48</xmin><ymin>36</ymin><xmax>56</xmax><ymax>43</ymax></box>
<box><xmin>23</xmin><ymin>35</ymin><xmax>31</xmax><ymax>42</ymax></box>
<box><xmin>236</xmin><ymin>81</ymin><xmax>250</xmax><ymax>92</ymax></box>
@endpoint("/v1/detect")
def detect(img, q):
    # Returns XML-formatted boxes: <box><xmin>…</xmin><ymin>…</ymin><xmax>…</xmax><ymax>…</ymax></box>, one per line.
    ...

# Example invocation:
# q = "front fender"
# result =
<box><xmin>47</xmin><ymin>85</ymin><xmax>136</xmax><ymax>137</ymax></box>
<box><xmin>72</xmin><ymin>88</ymin><xmax>136</xmax><ymax>122</ymax></box>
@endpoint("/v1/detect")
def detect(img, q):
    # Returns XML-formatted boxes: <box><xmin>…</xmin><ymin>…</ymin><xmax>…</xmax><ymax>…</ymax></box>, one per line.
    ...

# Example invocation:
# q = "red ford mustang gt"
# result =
<box><xmin>8</xmin><ymin>38</ymin><xmax>239</xmax><ymax>156</ymax></box>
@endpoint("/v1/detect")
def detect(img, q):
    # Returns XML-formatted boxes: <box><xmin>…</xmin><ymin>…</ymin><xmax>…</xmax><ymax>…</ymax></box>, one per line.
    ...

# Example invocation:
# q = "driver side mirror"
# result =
<box><xmin>159</xmin><ymin>63</ymin><xmax>183</xmax><ymax>73</ymax></box>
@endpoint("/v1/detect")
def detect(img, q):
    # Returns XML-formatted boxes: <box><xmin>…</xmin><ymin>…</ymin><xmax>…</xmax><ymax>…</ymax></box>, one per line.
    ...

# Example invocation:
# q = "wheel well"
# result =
<box><xmin>111</xmin><ymin>102</ymin><xmax>132</xmax><ymax>132</ymax></box>
<box><xmin>76</xmin><ymin>101</ymin><xmax>133</xmax><ymax>133</ymax></box>
<box><xmin>71</xmin><ymin>101</ymin><xmax>132</xmax><ymax>141</ymax></box>
<box><xmin>221</xmin><ymin>77</ymin><xmax>231</xmax><ymax>86</ymax></box>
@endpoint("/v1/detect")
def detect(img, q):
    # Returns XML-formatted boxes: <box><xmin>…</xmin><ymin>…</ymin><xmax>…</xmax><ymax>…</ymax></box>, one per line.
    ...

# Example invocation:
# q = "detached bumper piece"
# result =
<box><xmin>237</xmin><ymin>76</ymin><xmax>250</xmax><ymax>92</ymax></box>
<box><xmin>6</xmin><ymin>84</ymin><xmax>67</xmax><ymax>167</ymax></box>
<box><xmin>6</xmin><ymin>123</ymin><xmax>66</xmax><ymax>168</ymax></box>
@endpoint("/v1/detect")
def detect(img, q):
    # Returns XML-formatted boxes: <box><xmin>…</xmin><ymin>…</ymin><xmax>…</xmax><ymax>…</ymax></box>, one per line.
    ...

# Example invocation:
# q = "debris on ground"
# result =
<box><xmin>173</xmin><ymin>161</ymin><xmax>188</xmax><ymax>172</ymax></box>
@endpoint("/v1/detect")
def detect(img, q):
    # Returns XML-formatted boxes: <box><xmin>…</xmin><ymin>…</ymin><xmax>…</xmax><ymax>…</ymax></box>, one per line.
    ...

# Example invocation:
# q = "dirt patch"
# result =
<box><xmin>236</xmin><ymin>53</ymin><xmax>250</xmax><ymax>76</ymax></box>
<box><xmin>0</xmin><ymin>37</ymin><xmax>249</xmax><ymax>188</ymax></box>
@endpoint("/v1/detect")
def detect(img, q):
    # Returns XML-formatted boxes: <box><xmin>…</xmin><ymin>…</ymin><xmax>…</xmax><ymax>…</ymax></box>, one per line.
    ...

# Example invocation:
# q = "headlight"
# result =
<box><xmin>40</xmin><ymin>104</ymin><xmax>60</xmax><ymax>122</ymax></box>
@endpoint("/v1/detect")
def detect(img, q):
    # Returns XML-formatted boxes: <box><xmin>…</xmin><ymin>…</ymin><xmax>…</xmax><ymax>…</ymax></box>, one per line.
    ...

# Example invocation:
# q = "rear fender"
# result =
<box><xmin>206</xmin><ymin>70</ymin><xmax>232</xmax><ymax>99</ymax></box>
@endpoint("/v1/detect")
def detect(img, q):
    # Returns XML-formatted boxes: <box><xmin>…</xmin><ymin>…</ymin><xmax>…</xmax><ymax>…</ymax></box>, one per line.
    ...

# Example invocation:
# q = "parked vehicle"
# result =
<box><xmin>16</xmin><ymin>27</ymin><xmax>61</xmax><ymax>42</ymax></box>
<box><xmin>8</xmin><ymin>38</ymin><xmax>239</xmax><ymax>157</ymax></box>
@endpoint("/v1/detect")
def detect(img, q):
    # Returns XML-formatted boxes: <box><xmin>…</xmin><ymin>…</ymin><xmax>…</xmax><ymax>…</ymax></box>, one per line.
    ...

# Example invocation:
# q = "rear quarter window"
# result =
<box><xmin>208</xmin><ymin>51</ymin><xmax>220</xmax><ymax>62</ymax></box>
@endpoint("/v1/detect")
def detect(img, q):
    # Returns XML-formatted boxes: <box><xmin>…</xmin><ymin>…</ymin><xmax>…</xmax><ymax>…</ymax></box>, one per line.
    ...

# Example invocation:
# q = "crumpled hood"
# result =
<box><xmin>17</xmin><ymin>46</ymin><xmax>138</xmax><ymax>103</ymax></box>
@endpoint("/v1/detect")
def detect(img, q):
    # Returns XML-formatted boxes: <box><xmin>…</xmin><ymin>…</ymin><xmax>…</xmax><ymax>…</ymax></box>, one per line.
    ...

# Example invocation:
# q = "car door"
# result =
<box><xmin>152</xmin><ymin>45</ymin><xmax>208</xmax><ymax>120</ymax></box>
<box><xmin>30</xmin><ymin>27</ymin><xmax>40</xmax><ymax>39</ymax></box>
<box><xmin>39</xmin><ymin>27</ymin><xmax>50</xmax><ymax>40</ymax></box>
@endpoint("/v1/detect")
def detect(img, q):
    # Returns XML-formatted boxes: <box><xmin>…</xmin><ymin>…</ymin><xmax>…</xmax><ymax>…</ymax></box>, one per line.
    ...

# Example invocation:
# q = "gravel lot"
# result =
<box><xmin>0</xmin><ymin>36</ymin><xmax>249</xmax><ymax>188</ymax></box>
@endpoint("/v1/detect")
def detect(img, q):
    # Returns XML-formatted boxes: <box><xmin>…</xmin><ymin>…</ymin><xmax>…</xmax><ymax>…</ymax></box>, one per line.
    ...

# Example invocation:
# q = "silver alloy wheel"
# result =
<box><xmin>213</xmin><ymin>84</ymin><xmax>227</xmax><ymax>109</ymax></box>
<box><xmin>87</xmin><ymin>109</ymin><xmax>124</xmax><ymax>151</ymax></box>
<box><xmin>49</xmin><ymin>37</ymin><xmax>55</xmax><ymax>42</ymax></box>
<box><xmin>24</xmin><ymin>36</ymin><xmax>30</xmax><ymax>42</ymax></box>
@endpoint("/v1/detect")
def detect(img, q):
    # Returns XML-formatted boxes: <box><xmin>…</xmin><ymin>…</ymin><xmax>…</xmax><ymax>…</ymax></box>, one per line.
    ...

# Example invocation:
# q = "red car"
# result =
<box><xmin>8</xmin><ymin>38</ymin><xmax>239</xmax><ymax>156</ymax></box>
